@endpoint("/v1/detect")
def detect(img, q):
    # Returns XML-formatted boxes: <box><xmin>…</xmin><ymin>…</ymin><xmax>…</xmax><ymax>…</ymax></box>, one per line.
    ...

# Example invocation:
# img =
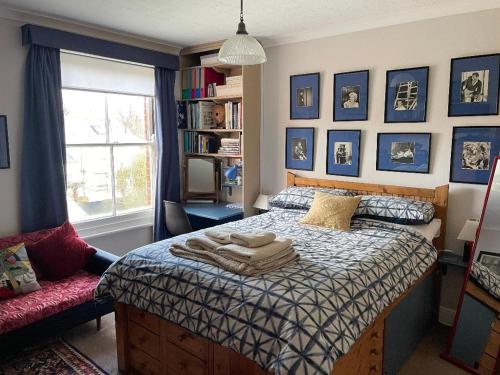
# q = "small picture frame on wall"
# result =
<box><xmin>0</xmin><ymin>115</ymin><xmax>10</xmax><ymax>169</ymax></box>
<box><xmin>384</xmin><ymin>66</ymin><xmax>429</xmax><ymax>123</ymax></box>
<box><xmin>448</xmin><ymin>54</ymin><xmax>500</xmax><ymax>117</ymax></box>
<box><xmin>326</xmin><ymin>130</ymin><xmax>361</xmax><ymax>177</ymax></box>
<box><xmin>450</xmin><ymin>126</ymin><xmax>500</xmax><ymax>185</ymax></box>
<box><xmin>333</xmin><ymin>70</ymin><xmax>369</xmax><ymax>121</ymax></box>
<box><xmin>290</xmin><ymin>73</ymin><xmax>320</xmax><ymax>119</ymax></box>
<box><xmin>285</xmin><ymin>127</ymin><xmax>315</xmax><ymax>171</ymax></box>
<box><xmin>377</xmin><ymin>133</ymin><xmax>431</xmax><ymax>173</ymax></box>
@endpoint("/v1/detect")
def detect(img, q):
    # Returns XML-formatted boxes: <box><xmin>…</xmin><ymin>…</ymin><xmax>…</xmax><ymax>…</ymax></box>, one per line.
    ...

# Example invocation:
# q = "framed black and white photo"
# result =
<box><xmin>286</xmin><ymin>127</ymin><xmax>315</xmax><ymax>171</ymax></box>
<box><xmin>448</xmin><ymin>54</ymin><xmax>500</xmax><ymax>117</ymax></box>
<box><xmin>333</xmin><ymin>70</ymin><xmax>369</xmax><ymax>121</ymax></box>
<box><xmin>450</xmin><ymin>126</ymin><xmax>500</xmax><ymax>184</ymax></box>
<box><xmin>327</xmin><ymin>130</ymin><xmax>361</xmax><ymax>177</ymax></box>
<box><xmin>377</xmin><ymin>133</ymin><xmax>431</xmax><ymax>173</ymax></box>
<box><xmin>478</xmin><ymin>252</ymin><xmax>500</xmax><ymax>276</ymax></box>
<box><xmin>384</xmin><ymin>67</ymin><xmax>429</xmax><ymax>123</ymax></box>
<box><xmin>0</xmin><ymin>115</ymin><xmax>10</xmax><ymax>169</ymax></box>
<box><xmin>290</xmin><ymin>73</ymin><xmax>320</xmax><ymax>119</ymax></box>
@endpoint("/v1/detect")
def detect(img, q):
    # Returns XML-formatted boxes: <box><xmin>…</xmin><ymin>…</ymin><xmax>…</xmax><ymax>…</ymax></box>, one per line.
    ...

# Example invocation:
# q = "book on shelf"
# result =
<box><xmin>183</xmin><ymin>131</ymin><xmax>218</xmax><ymax>154</ymax></box>
<box><xmin>185</xmin><ymin>101</ymin><xmax>215</xmax><ymax>129</ymax></box>
<box><xmin>176</xmin><ymin>101</ymin><xmax>187</xmax><ymax>129</ymax></box>
<box><xmin>218</xmin><ymin>137</ymin><xmax>241</xmax><ymax>155</ymax></box>
<box><xmin>224</xmin><ymin>101</ymin><xmax>242</xmax><ymax>129</ymax></box>
<box><xmin>182</xmin><ymin>67</ymin><xmax>225</xmax><ymax>100</ymax></box>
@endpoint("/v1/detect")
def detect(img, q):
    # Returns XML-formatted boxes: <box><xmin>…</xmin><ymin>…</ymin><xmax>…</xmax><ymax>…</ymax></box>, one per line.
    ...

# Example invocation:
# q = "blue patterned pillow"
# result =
<box><xmin>354</xmin><ymin>195</ymin><xmax>434</xmax><ymax>225</ymax></box>
<box><xmin>270</xmin><ymin>186</ymin><xmax>356</xmax><ymax>210</ymax></box>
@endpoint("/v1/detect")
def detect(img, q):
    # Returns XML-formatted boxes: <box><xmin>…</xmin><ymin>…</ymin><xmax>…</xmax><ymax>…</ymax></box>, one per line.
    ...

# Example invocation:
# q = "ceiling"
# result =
<box><xmin>1</xmin><ymin>0</ymin><xmax>499</xmax><ymax>49</ymax></box>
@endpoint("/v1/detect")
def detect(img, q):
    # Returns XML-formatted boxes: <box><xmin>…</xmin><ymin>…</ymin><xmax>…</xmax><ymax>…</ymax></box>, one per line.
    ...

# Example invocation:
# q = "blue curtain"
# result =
<box><xmin>21</xmin><ymin>45</ymin><xmax>68</xmax><ymax>233</ymax></box>
<box><xmin>153</xmin><ymin>67</ymin><xmax>180</xmax><ymax>241</ymax></box>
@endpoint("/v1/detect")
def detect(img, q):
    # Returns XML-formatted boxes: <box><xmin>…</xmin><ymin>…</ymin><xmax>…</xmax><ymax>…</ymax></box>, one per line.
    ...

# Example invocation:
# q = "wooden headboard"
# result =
<box><xmin>287</xmin><ymin>172</ymin><xmax>449</xmax><ymax>251</ymax></box>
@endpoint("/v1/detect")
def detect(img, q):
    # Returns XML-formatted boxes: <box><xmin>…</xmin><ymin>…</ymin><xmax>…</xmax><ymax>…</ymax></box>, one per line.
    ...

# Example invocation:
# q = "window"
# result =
<box><xmin>60</xmin><ymin>52</ymin><xmax>156</xmax><ymax>223</ymax></box>
<box><xmin>63</xmin><ymin>89</ymin><xmax>155</xmax><ymax>222</ymax></box>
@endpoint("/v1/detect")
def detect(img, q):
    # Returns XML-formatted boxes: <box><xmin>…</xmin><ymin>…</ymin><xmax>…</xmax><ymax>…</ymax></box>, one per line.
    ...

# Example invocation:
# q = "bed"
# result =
<box><xmin>95</xmin><ymin>173</ymin><xmax>449</xmax><ymax>375</ymax></box>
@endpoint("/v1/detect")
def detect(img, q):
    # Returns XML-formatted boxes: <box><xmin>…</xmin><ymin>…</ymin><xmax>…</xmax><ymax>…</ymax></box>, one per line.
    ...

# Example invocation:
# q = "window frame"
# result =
<box><xmin>62</xmin><ymin>87</ymin><xmax>157</xmax><ymax>228</ymax></box>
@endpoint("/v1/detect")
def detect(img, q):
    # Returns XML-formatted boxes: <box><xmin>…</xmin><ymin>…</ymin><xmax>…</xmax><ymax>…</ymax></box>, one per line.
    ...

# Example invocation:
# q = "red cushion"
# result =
<box><xmin>0</xmin><ymin>270</ymin><xmax>100</xmax><ymax>334</ymax></box>
<box><xmin>26</xmin><ymin>221</ymin><xmax>96</xmax><ymax>280</ymax></box>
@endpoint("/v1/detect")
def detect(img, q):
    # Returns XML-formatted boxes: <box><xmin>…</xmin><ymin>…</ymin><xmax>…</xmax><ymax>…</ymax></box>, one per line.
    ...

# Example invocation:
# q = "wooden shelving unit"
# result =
<box><xmin>179</xmin><ymin>41</ymin><xmax>261</xmax><ymax>217</ymax></box>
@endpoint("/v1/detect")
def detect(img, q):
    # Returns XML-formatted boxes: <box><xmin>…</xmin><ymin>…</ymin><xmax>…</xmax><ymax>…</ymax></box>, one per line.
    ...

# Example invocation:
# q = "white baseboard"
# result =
<box><xmin>439</xmin><ymin>306</ymin><xmax>456</xmax><ymax>326</ymax></box>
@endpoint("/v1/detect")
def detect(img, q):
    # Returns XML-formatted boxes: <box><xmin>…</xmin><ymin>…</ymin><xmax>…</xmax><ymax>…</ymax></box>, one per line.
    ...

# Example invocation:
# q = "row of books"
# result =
<box><xmin>181</xmin><ymin>67</ymin><xmax>225</xmax><ymax>100</ymax></box>
<box><xmin>224</xmin><ymin>101</ymin><xmax>242</xmax><ymax>129</ymax></box>
<box><xmin>218</xmin><ymin>138</ymin><xmax>241</xmax><ymax>155</ymax></box>
<box><xmin>185</xmin><ymin>101</ymin><xmax>215</xmax><ymax>129</ymax></box>
<box><xmin>183</xmin><ymin>132</ymin><xmax>218</xmax><ymax>154</ymax></box>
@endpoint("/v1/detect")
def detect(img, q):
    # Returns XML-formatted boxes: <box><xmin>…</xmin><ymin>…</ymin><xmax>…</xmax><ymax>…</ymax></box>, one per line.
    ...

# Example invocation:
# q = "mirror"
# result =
<box><xmin>183</xmin><ymin>156</ymin><xmax>219</xmax><ymax>202</ymax></box>
<box><xmin>443</xmin><ymin>156</ymin><xmax>500</xmax><ymax>373</ymax></box>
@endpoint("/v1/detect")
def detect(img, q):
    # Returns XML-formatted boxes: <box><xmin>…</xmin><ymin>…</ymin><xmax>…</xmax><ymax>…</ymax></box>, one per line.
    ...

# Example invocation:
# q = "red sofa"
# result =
<box><xmin>0</xmin><ymin>226</ymin><xmax>118</xmax><ymax>350</ymax></box>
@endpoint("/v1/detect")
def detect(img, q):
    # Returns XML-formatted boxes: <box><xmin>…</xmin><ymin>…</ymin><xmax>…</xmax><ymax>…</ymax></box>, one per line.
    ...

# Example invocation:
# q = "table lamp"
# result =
<box><xmin>457</xmin><ymin>219</ymin><xmax>479</xmax><ymax>262</ymax></box>
<box><xmin>253</xmin><ymin>194</ymin><xmax>270</xmax><ymax>213</ymax></box>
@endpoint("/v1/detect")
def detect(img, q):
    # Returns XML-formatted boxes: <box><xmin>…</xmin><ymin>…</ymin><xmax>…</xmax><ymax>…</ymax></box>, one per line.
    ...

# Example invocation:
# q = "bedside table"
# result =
<box><xmin>438</xmin><ymin>251</ymin><xmax>468</xmax><ymax>275</ymax></box>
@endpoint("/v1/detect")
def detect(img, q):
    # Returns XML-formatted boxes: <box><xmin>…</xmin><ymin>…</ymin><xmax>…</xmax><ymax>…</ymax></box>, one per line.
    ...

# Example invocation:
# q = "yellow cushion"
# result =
<box><xmin>299</xmin><ymin>191</ymin><xmax>361</xmax><ymax>231</ymax></box>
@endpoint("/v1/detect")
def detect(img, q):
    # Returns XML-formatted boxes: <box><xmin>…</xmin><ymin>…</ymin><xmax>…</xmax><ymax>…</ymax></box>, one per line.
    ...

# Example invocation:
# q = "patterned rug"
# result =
<box><xmin>0</xmin><ymin>339</ymin><xmax>108</xmax><ymax>375</ymax></box>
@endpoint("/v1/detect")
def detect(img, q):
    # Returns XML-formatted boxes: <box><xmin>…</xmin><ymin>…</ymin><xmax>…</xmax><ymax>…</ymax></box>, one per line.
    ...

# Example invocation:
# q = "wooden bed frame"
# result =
<box><xmin>114</xmin><ymin>173</ymin><xmax>449</xmax><ymax>375</ymax></box>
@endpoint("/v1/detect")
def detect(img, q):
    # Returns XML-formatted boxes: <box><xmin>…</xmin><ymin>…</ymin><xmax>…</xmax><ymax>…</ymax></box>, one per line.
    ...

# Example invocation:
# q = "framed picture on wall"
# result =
<box><xmin>448</xmin><ymin>54</ymin><xmax>500</xmax><ymax>117</ymax></box>
<box><xmin>0</xmin><ymin>115</ymin><xmax>10</xmax><ymax>169</ymax></box>
<box><xmin>450</xmin><ymin>126</ymin><xmax>500</xmax><ymax>184</ymax></box>
<box><xmin>326</xmin><ymin>130</ymin><xmax>361</xmax><ymax>177</ymax></box>
<box><xmin>290</xmin><ymin>73</ymin><xmax>320</xmax><ymax>119</ymax></box>
<box><xmin>377</xmin><ymin>133</ymin><xmax>431</xmax><ymax>173</ymax></box>
<box><xmin>333</xmin><ymin>70</ymin><xmax>369</xmax><ymax>121</ymax></box>
<box><xmin>285</xmin><ymin>127</ymin><xmax>315</xmax><ymax>171</ymax></box>
<box><xmin>384</xmin><ymin>66</ymin><xmax>429</xmax><ymax>123</ymax></box>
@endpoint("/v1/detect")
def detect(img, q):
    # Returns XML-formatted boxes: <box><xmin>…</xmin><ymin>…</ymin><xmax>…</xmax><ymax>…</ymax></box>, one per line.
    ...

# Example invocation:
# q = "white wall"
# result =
<box><xmin>261</xmin><ymin>8</ymin><xmax>500</xmax><ymax>253</ymax></box>
<box><xmin>0</xmin><ymin>10</ymin><xmax>178</xmax><ymax>254</ymax></box>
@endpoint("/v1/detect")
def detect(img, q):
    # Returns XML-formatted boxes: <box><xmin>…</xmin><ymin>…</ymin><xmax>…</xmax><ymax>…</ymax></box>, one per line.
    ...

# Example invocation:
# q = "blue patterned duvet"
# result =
<box><xmin>95</xmin><ymin>208</ymin><xmax>437</xmax><ymax>375</ymax></box>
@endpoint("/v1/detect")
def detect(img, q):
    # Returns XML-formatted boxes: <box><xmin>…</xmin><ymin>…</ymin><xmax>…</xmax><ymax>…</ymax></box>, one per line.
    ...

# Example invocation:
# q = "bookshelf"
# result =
<box><xmin>178</xmin><ymin>41</ymin><xmax>261</xmax><ymax>217</ymax></box>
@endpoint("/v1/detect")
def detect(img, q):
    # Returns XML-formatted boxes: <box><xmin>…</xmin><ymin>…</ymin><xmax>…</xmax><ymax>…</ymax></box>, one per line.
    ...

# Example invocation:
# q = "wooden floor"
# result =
<box><xmin>62</xmin><ymin>314</ymin><xmax>467</xmax><ymax>375</ymax></box>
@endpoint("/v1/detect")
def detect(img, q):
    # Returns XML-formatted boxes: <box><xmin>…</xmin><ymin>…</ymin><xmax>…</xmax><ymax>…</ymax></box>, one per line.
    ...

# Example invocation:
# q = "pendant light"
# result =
<box><xmin>218</xmin><ymin>0</ymin><xmax>267</xmax><ymax>65</ymax></box>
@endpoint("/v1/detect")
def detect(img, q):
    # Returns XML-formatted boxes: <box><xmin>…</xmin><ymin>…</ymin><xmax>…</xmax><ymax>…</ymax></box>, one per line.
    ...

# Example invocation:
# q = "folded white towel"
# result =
<box><xmin>229</xmin><ymin>231</ymin><xmax>276</xmax><ymax>248</ymax></box>
<box><xmin>204</xmin><ymin>228</ymin><xmax>233</xmax><ymax>244</ymax></box>
<box><xmin>185</xmin><ymin>236</ymin><xmax>220</xmax><ymax>252</ymax></box>
<box><xmin>169</xmin><ymin>244</ymin><xmax>299</xmax><ymax>276</ymax></box>
<box><xmin>217</xmin><ymin>238</ymin><xmax>293</xmax><ymax>262</ymax></box>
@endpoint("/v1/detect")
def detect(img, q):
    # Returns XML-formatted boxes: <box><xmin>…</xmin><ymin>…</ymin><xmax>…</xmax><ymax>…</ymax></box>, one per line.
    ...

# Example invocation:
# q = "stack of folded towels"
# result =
<box><xmin>169</xmin><ymin>229</ymin><xmax>298</xmax><ymax>276</ymax></box>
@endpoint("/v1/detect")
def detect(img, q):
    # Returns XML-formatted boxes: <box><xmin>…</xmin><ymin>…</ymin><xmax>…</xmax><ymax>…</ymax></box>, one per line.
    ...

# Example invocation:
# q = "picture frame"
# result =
<box><xmin>290</xmin><ymin>73</ymin><xmax>320</xmax><ymax>120</ymax></box>
<box><xmin>333</xmin><ymin>70</ymin><xmax>369</xmax><ymax>121</ymax></box>
<box><xmin>477</xmin><ymin>251</ymin><xmax>500</xmax><ymax>276</ymax></box>
<box><xmin>285</xmin><ymin>127</ymin><xmax>315</xmax><ymax>171</ymax></box>
<box><xmin>376</xmin><ymin>133</ymin><xmax>431</xmax><ymax>173</ymax></box>
<box><xmin>326</xmin><ymin>130</ymin><xmax>361</xmax><ymax>177</ymax></box>
<box><xmin>450</xmin><ymin>126</ymin><xmax>500</xmax><ymax>185</ymax></box>
<box><xmin>384</xmin><ymin>66</ymin><xmax>429</xmax><ymax>123</ymax></box>
<box><xmin>0</xmin><ymin>115</ymin><xmax>10</xmax><ymax>169</ymax></box>
<box><xmin>448</xmin><ymin>54</ymin><xmax>500</xmax><ymax>117</ymax></box>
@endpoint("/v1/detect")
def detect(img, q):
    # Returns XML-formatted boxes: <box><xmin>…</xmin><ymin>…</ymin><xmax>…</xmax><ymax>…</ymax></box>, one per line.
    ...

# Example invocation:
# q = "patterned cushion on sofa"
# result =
<box><xmin>0</xmin><ymin>270</ymin><xmax>100</xmax><ymax>334</ymax></box>
<box><xmin>270</xmin><ymin>186</ymin><xmax>356</xmax><ymax>210</ymax></box>
<box><xmin>0</xmin><ymin>243</ymin><xmax>41</xmax><ymax>300</ymax></box>
<box><xmin>354</xmin><ymin>195</ymin><xmax>435</xmax><ymax>225</ymax></box>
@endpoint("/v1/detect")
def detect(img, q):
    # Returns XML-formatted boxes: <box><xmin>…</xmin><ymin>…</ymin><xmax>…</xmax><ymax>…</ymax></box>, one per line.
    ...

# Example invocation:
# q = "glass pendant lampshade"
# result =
<box><xmin>218</xmin><ymin>0</ymin><xmax>266</xmax><ymax>65</ymax></box>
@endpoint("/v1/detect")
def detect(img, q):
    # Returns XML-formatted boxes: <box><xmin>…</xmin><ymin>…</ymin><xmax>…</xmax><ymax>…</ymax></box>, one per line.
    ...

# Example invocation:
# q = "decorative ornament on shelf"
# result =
<box><xmin>218</xmin><ymin>0</ymin><xmax>266</xmax><ymax>65</ymax></box>
<box><xmin>212</xmin><ymin>104</ymin><xmax>225</xmax><ymax>126</ymax></box>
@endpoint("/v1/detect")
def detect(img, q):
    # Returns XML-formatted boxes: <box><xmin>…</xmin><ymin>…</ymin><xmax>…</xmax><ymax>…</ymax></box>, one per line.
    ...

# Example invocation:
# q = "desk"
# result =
<box><xmin>183</xmin><ymin>203</ymin><xmax>243</xmax><ymax>230</ymax></box>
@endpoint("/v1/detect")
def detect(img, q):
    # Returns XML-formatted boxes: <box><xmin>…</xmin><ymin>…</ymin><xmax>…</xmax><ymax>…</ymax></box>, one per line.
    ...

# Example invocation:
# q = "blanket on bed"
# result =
<box><xmin>95</xmin><ymin>208</ymin><xmax>437</xmax><ymax>375</ymax></box>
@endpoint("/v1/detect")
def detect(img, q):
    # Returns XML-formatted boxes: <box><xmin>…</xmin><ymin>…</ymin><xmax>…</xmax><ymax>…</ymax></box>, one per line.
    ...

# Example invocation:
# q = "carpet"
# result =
<box><xmin>0</xmin><ymin>339</ymin><xmax>108</xmax><ymax>375</ymax></box>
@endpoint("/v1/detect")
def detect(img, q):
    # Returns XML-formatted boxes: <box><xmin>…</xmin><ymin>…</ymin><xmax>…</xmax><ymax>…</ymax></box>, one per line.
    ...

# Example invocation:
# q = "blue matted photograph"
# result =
<box><xmin>450</xmin><ymin>126</ymin><xmax>500</xmax><ymax>184</ymax></box>
<box><xmin>0</xmin><ymin>115</ymin><xmax>10</xmax><ymax>169</ymax></box>
<box><xmin>384</xmin><ymin>67</ymin><xmax>429</xmax><ymax>123</ymax></box>
<box><xmin>285</xmin><ymin>127</ymin><xmax>315</xmax><ymax>171</ymax></box>
<box><xmin>377</xmin><ymin>133</ymin><xmax>431</xmax><ymax>173</ymax></box>
<box><xmin>326</xmin><ymin>130</ymin><xmax>361</xmax><ymax>177</ymax></box>
<box><xmin>448</xmin><ymin>54</ymin><xmax>500</xmax><ymax>117</ymax></box>
<box><xmin>333</xmin><ymin>70</ymin><xmax>369</xmax><ymax>121</ymax></box>
<box><xmin>290</xmin><ymin>73</ymin><xmax>320</xmax><ymax>119</ymax></box>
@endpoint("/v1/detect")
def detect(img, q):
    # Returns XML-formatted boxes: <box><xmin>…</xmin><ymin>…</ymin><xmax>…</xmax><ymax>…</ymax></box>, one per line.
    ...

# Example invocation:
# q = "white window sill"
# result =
<box><xmin>74</xmin><ymin>210</ymin><xmax>154</xmax><ymax>240</ymax></box>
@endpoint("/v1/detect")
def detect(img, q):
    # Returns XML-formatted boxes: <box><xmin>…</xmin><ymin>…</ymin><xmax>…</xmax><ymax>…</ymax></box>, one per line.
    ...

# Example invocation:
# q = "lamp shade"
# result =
<box><xmin>218</xmin><ymin>34</ymin><xmax>267</xmax><ymax>65</ymax></box>
<box><xmin>253</xmin><ymin>194</ymin><xmax>270</xmax><ymax>210</ymax></box>
<box><xmin>457</xmin><ymin>219</ymin><xmax>479</xmax><ymax>242</ymax></box>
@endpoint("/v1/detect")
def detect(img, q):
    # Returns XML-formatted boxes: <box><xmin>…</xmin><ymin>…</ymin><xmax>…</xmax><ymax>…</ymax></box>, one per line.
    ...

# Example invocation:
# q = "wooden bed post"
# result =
<box><xmin>287</xmin><ymin>172</ymin><xmax>296</xmax><ymax>187</ymax></box>
<box><xmin>115</xmin><ymin>302</ymin><xmax>130</xmax><ymax>374</ymax></box>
